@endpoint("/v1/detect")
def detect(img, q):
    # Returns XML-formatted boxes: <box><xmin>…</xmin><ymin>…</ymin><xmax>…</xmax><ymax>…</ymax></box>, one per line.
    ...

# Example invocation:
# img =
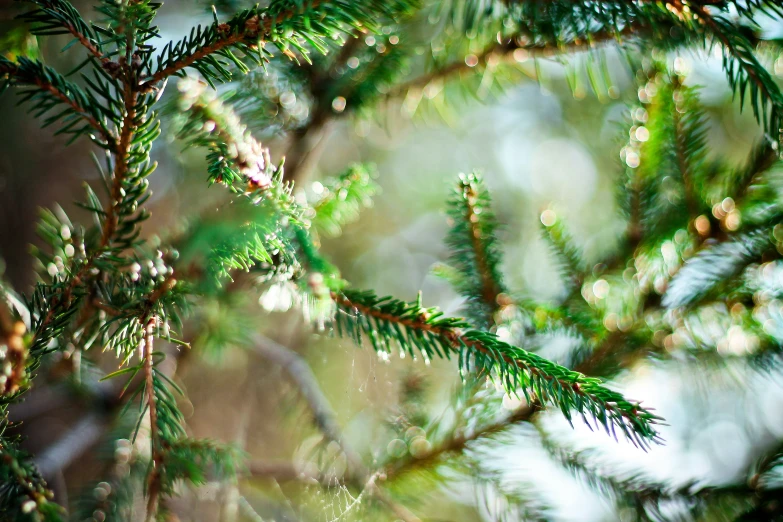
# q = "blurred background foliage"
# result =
<box><xmin>2</xmin><ymin>0</ymin><xmax>783</xmax><ymax>520</ymax></box>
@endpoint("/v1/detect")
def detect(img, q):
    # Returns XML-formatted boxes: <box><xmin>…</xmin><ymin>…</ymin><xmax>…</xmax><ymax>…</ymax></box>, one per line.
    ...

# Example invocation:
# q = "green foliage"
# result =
<box><xmin>541</xmin><ymin>215</ymin><xmax>585</xmax><ymax>295</ymax></box>
<box><xmin>0</xmin><ymin>442</ymin><xmax>63</xmax><ymax>522</ymax></box>
<box><xmin>442</xmin><ymin>171</ymin><xmax>506</xmax><ymax>329</ymax></box>
<box><xmin>158</xmin><ymin>439</ymin><xmax>242</xmax><ymax>492</ymax></box>
<box><xmin>0</xmin><ymin>56</ymin><xmax>112</xmax><ymax>146</ymax></box>
<box><xmin>311</xmin><ymin>164</ymin><xmax>380</xmax><ymax>239</ymax></box>
<box><xmin>332</xmin><ymin>289</ymin><xmax>662</xmax><ymax>447</ymax></box>
<box><xmin>634</xmin><ymin>78</ymin><xmax>704</xmax><ymax>239</ymax></box>
<box><xmin>663</xmin><ymin>228</ymin><xmax>774</xmax><ymax>309</ymax></box>
<box><xmin>3</xmin><ymin>0</ymin><xmax>783</xmax><ymax>519</ymax></box>
<box><xmin>439</xmin><ymin>0</ymin><xmax>783</xmax><ymax>141</ymax></box>
<box><xmin>146</xmin><ymin>0</ymin><xmax>416</xmax><ymax>89</ymax></box>
<box><xmin>20</xmin><ymin>0</ymin><xmax>101</xmax><ymax>57</ymax></box>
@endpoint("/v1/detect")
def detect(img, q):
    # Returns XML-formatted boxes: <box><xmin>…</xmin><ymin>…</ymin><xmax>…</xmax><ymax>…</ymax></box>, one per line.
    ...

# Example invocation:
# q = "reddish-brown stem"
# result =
<box><xmin>101</xmin><ymin>80</ymin><xmax>138</xmax><ymax>248</ymax></box>
<box><xmin>34</xmin><ymin>77</ymin><xmax>114</xmax><ymax>147</ymax></box>
<box><xmin>388</xmin><ymin>24</ymin><xmax>645</xmax><ymax>98</ymax></box>
<box><xmin>139</xmin><ymin>0</ymin><xmax>324</xmax><ymax>90</ymax></box>
<box><xmin>330</xmin><ymin>292</ymin><xmax>638</xmax><ymax>427</ymax></box>
<box><xmin>463</xmin><ymin>184</ymin><xmax>503</xmax><ymax>311</ymax></box>
<box><xmin>0</xmin><ymin>62</ymin><xmax>115</xmax><ymax>148</ymax></box>
<box><xmin>31</xmin><ymin>0</ymin><xmax>109</xmax><ymax>64</ymax></box>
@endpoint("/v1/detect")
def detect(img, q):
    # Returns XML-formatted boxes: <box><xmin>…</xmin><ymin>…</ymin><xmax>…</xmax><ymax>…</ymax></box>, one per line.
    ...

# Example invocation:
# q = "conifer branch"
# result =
<box><xmin>383</xmin><ymin>329</ymin><xmax>640</xmax><ymax>481</ymax></box>
<box><xmin>663</xmin><ymin>227</ymin><xmax>774</xmax><ymax>309</ymax></box>
<box><xmin>176</xmin><ymin>77</ymin><xmax>281</xmax><ymax>191</ymax></box>
<box><xmin>388</xmin><ymin>24</ymin><xmax>644</xmax><ymax>98</ymax></box>
<box><xmin>20</xmin><ymin>0</ymin><xmax>108</xmax><ymax>64</ymax></box>
<box><xmin>0</xmin><ymin>58</ymin><xmax>115</xmax><ymax>148</ymax></box>
<box><xmin>101</xmin><ymin>88</ymin><xmax>139</xmax><ymax>249</ymax></box>
<box><xmin>0</xmin><ymin>441</ymin><xmax>63</xmax><ymax>521</ymax></box>
<box><xmin>330</xmin><ymin>290</ymin><xmax>662</xmax><ymax>447</ymax></box>
<box><xmin>687</xmin><ymin>2</ymin><xmax>783</xmax><ymax>139</ymax></box>
<box><xmin>141</xmin><ymin>0</ymin><xmax>412</xmax><ymax>91</ymax></box>
<box><xmin>446</xmin><ymin>172</ymin><xmax>506</xmax><ymax>328</ymax></box>
<box><xmin>671</xmin><ymin>82</ymin><xmax>701</xmax><ymax>218</ymax></box>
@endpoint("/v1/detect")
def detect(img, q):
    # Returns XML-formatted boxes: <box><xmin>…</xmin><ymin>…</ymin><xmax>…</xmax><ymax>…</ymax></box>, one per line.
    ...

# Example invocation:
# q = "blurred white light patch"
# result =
<box><xmin>530</xmin><ymin>139</ymin><xmax>597</xmax><ymax>205</ymax></box>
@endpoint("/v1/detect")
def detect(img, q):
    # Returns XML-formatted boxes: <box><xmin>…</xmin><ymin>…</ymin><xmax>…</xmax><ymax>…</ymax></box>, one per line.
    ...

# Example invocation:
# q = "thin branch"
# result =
<box><xmin>143</xmin><ymin>315</ymin><xmax>162</xmax><ymax>522</ymax></box>
<box><xmin>21</xmin><ymin>0</ymin><xmax>109</xmax><ymax>64</ymax></box>
<box><xmin>0</xmin><ymin>62</ymin><xmax>116</xmax><ymax>149</ymax></box>
<box><xmin>387</xmin><ymin>24</ymin><xmax>644</xmax><ymax>98</ymax></box>
<box><xmin>139</xmin><ymin>0</ymin><xmax>324</xmax><ymax>90</ymax></box>
<box><xmin>101</xmin><ymin>83</ymin><xmax>138</xmax><ymax>248</ymax></box>
<box><xmin>248</xmin><ymin>334</ymin><xmax>421</xmax><ymax>522</ymax></box>
<box><xmin>462</xmin><ymin>182</ymin><xmax>503</xmax><ymax>312</ymax></box>
<box><xmin>330</xmin><ymin>291</ymin><xmax>651</xmax><ymax>434</ymax></box>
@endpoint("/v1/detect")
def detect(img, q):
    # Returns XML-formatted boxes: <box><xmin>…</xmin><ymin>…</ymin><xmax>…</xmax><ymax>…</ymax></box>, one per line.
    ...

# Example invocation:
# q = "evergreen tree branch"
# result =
<box><xmin>671</xmin><ymin>80</ymin><xmax>702</xmax><ymax>218</ymax></box>
<box><xmin>176</xmin><ymin>77</ymin><xmax>284</xmax><ymax>192</ymax></box>
<box><xmin>729</xmin><ymin>138</ymin><xmax>779</xmax><ymax>205</ymax></box>
<box><xmin>446</xmin><ymin>172</ymin><xmax>506</xmax><ymax>328</ymax></box>
<box><xmin>387</xmin><ymin>23</ymin><xmax>645</xmax><ymax>98</ymax></box>
<box><xmin>331</xmin><ymin>290</ymin><xmax>662</xmax><ymax>447</ymax></box>
<box><xmin>311</xmin><ymin>164</ymin><xmax>380</xmax><ymax>239</ymax></box>
<box><xmin>382</xmin><ymin>329</ymin><xmax>638</xmax><ymax>482</ymax></box>
<box><xmin>687</xmin><ymin>3</ymin><xmax>783</xmax><ymax>139</ymax></box>
<box><xmin>663</xmin><ymin>227</ymin><xmax>774</xmax><ymax>309</ymax></box>
<box><xmin>101</xmin><ymin>87</ymin><xmax>139</xmax><ymax>249</ymax></box>
<box><xmin>19</xmin><ymin>0</ymin><xmax>108</xmax><ymax>64</ymax></box>
<box><xmin>0</xmin><ymin>441</ymin><xmax>63</xmax><ymax>521</ymax></box>
<box><xmin>141</xmin><ymin>0</ymin><xmax>413</xmax><ymax>91</ymax></box>
<box><xmin>0</xmin><ymin>57</ymin><xmax>115</xmax><ymax>148</ymax></box>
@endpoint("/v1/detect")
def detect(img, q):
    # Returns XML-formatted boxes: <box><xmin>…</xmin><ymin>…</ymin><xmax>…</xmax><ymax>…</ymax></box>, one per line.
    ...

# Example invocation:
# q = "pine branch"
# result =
<box><xmin>101</xmin><ymin>87</ymin><xmax>139</xmax><ymax>249</ymax></box>
<box><xmin>387</xmin><ymin>23</ymin><xmax>646</xmax><ymax>99</ymax></box>
<box><xmin>0</xmin><ymin>441</ymin><xmax>64</xmax><ymax>521</ymax></box>
<box><xmin>311</xmin><ymin>164</ymin><xmax>380</xmax><ymax>239</ymax></box>
<box><xmin>175</xmin><ymin>77</ymin><xmax>287</xmax><ymax>193</ymax></box>
<box><xmin>539</xmin><ymin>429</ymin><xmax>757</xmax><ymax>521</ymax></box>
<box><xmin>687</xmin><ymin>3</ymin><xmax>783</xmax><ymax>141</ymax></box>
<box><xmin>445</xmin><ymin>172</ymin><xmax>506</xmax><ymax>329</ymax></box>
<box><xmin>19</xmin><ymin>0</ymin><xmax>108</xmax><ymax>65</ymax></box>
<box><xmin>636</xmin><ymin>77</ymin><xmax>707</xmax><ymax>240</ymax></box>
<box><xmin>728</xmin><ymin>139</ymin><xmax>779</xmax><ymax>205</ymax></box>
<box><xmin>331</xmin><ymin>290</ymin><xmax>662</xmax><ymax>447</ymax></box>
<box><xmin>663</xmin><ymin>227</ymin><xmax>774</xmax><ymax>309</ymax></box>
<box><xmin>141</xmin><ymin>0</ymin><xmax>414</xmax><ymax>91</ymax></box>
<box><xmin>541</xmin><ymin>215</ymin><xmax>585</xmax><ymax>294</ymax></box>
<box><xmin>0</xmin><ymin>57</ymin><xmax>115</xmax><ymax>148</ymax></box>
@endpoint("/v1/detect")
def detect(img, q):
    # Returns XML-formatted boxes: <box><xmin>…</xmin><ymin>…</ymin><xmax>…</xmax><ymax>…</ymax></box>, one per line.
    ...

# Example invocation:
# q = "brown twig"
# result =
<box><xmin>463</xmin><ymin>183</ymin><xmax>503</xmax><ymax>311</ymax></box>
<box><xmin>139</xmin><ymin>0</ymin><xmax>324</xmax><ymax>91</ymax></box>
<box><xmin>100</xmin><ymin>84</ymin><xmax>138</xmax><ymax>248</ymax></box>
<box><xmin>387</xmin><ymin>24</ymin><xmax>645</xmax><ymax>99</ymax></box>
<box><xmin>30</xmin><ymin>0</ymin><xmax>110</xmax><ymax>64</ymax></box>
<box><xmin>0</xmin><ymin>63</ymin><xmax>116</xmax><ymax>149</ymax></box>
<box><xmin>329</xmin><ymin>291</ymin><xmax>642</xmax><ymax>428</ymax></box>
